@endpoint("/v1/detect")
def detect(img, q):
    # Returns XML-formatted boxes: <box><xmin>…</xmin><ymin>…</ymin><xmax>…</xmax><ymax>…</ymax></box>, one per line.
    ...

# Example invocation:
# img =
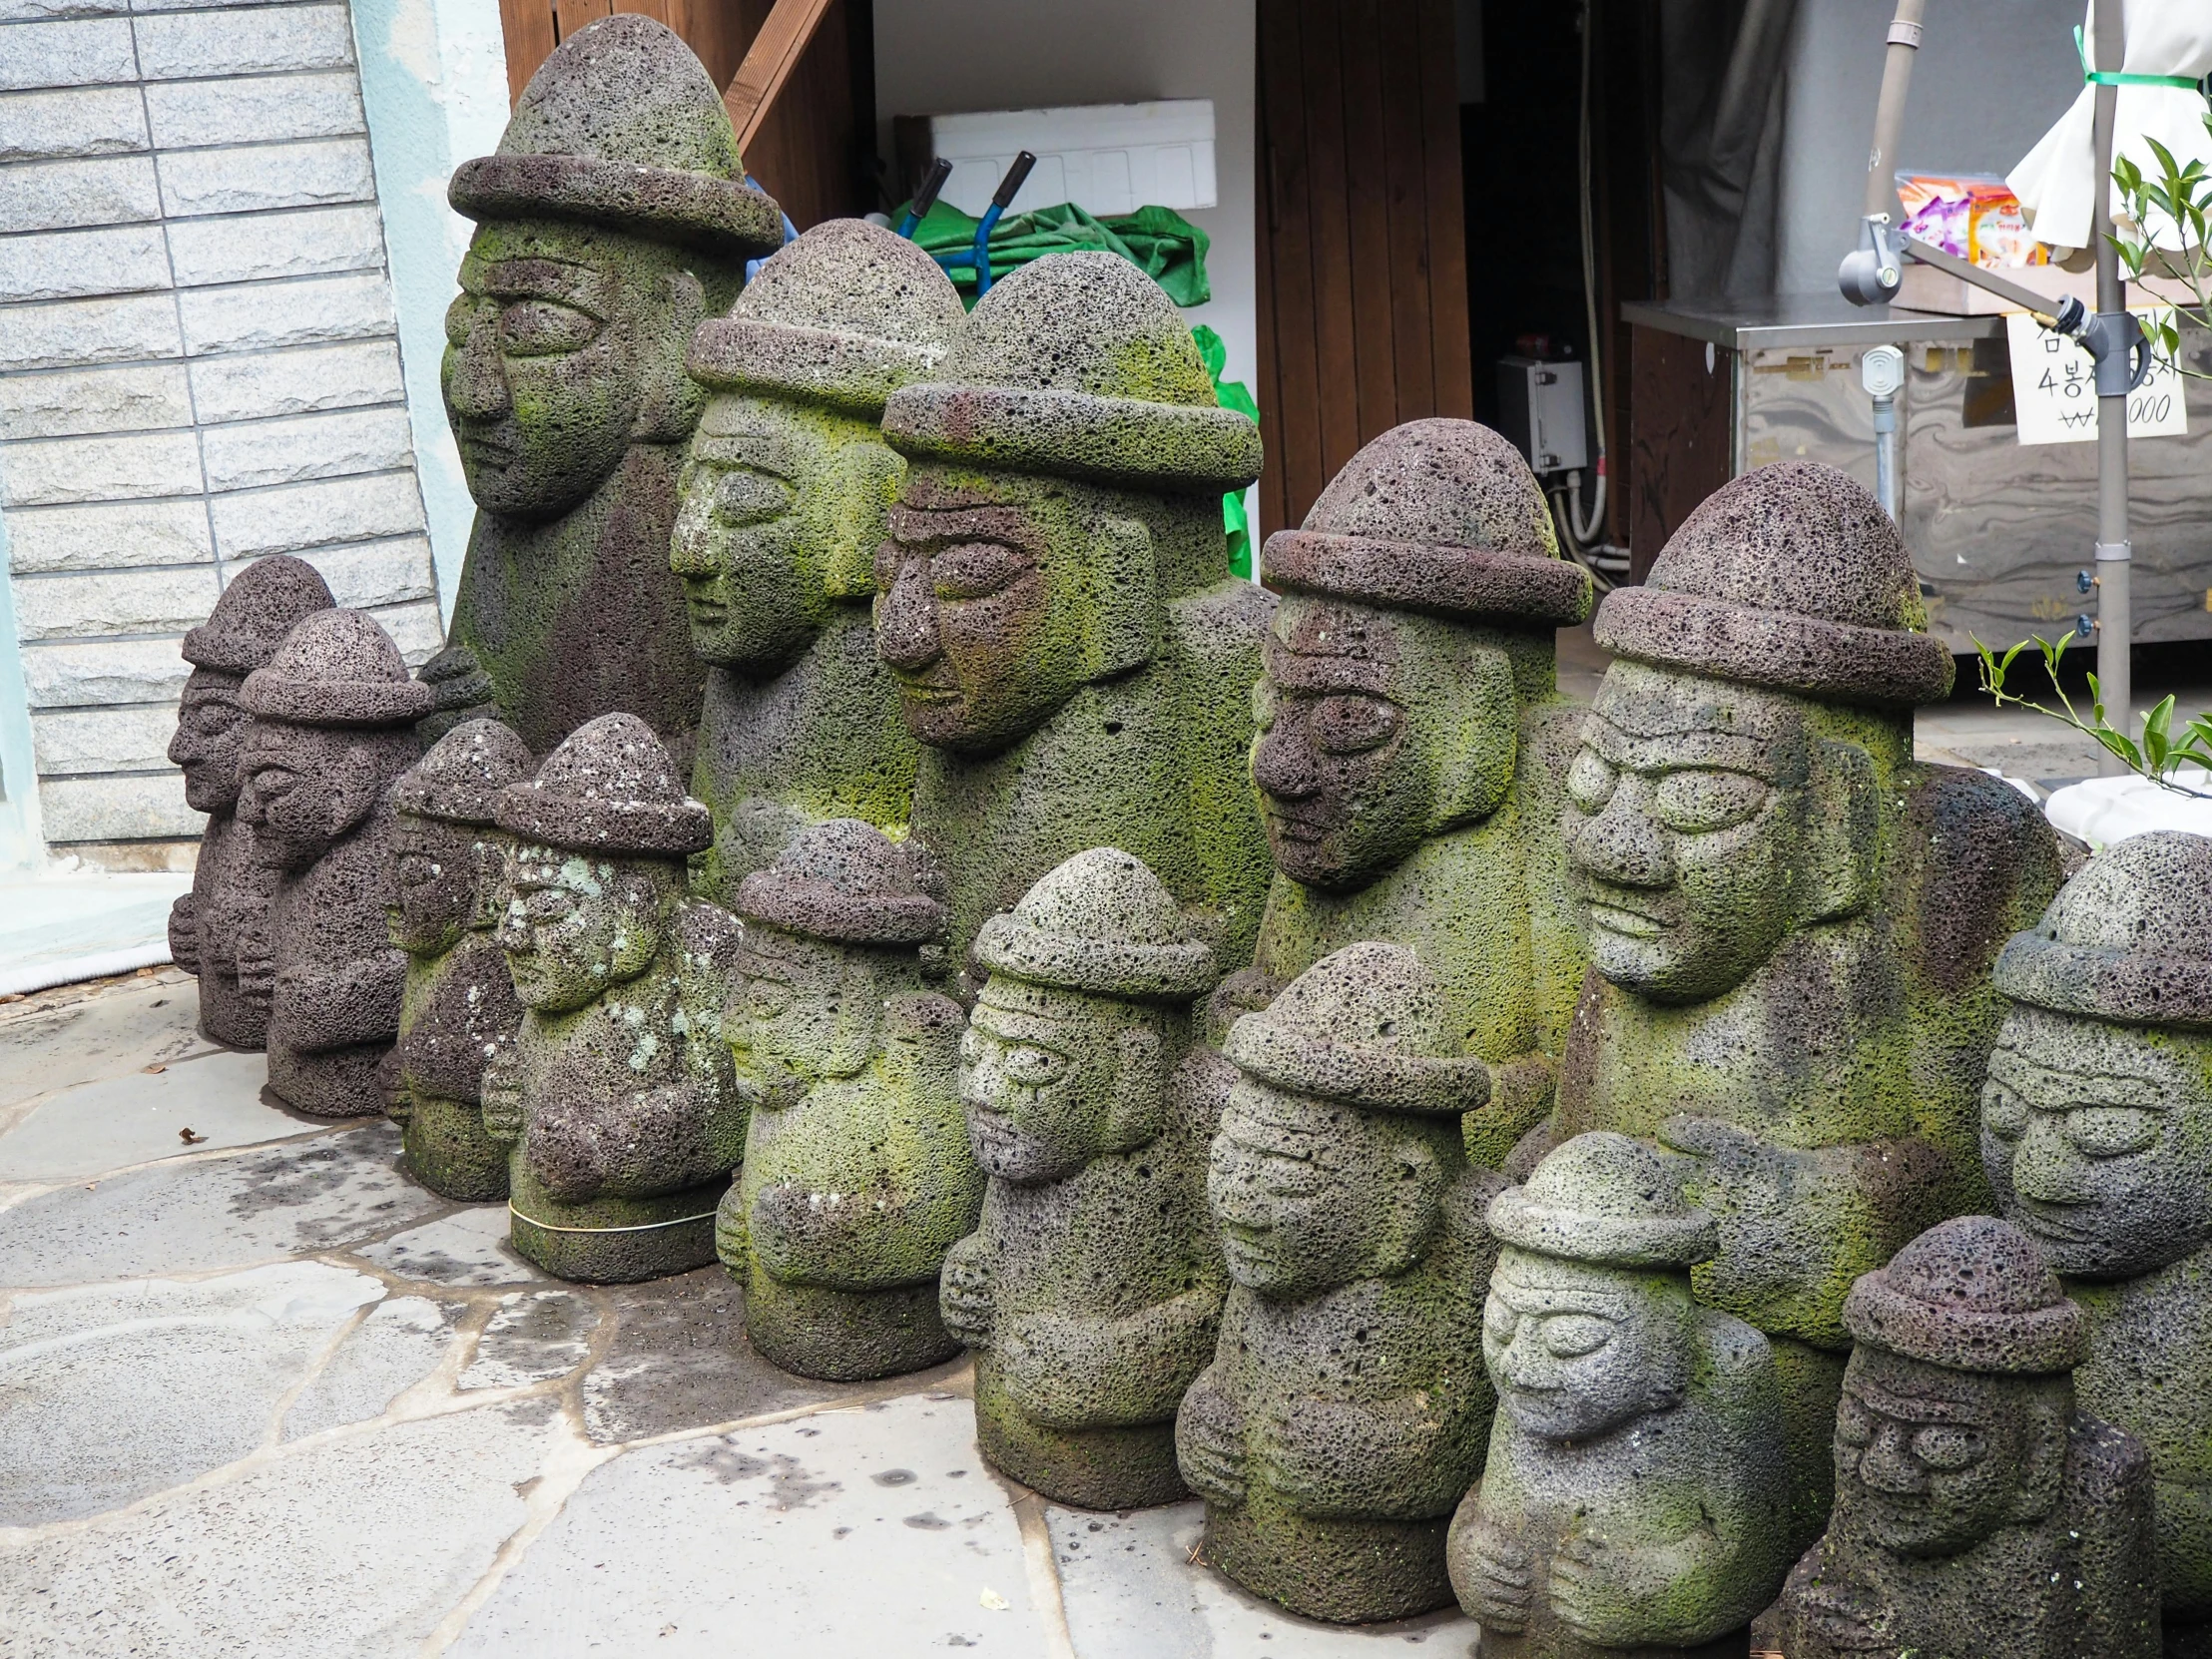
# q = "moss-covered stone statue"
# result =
<box><xmin>715</xmin><ymin>819</ymin><xmax>980</xmax><ymax>1381</ymax></box>
<box><xmin>235</xmin><ymin>610</ymin><xmax>435</xmax><ymax>1116</ymax></box>
<box><xmin>1982</xmin><ymin>830</ymin><xmax>2212</xmax><ymax>1653</ymax></box>
<box><xmin>1447</xmin><ymin>1132</ymin><xmax>1793</xmax><ymax>1657</ymax></box>
<box><xmin>484</xmin><ymin>713</ymin><xmax>744</xmax><ymax>1282</ymax></box>
<box><xmin>1178</xmin><ymin>941</ymin><xmax>1501</xmax><ymax>1623</ymax></box>
<box><xmin>168</xmin><ymin>554</ymin><xmax>332</xmax><ymax>1049</ymax></box>
<box><xmin>384</xmin><ymin>718</ymin><xmax>531</xmax><ymax>1201</ymax></box>
<box><xmin>942</xmin><ymin>846</ymin><xmax>1224</xmax><ymax>1508</ymax></box>
<box><xmin>1775</xmin><ymin>1216</ymin><xmax>2159</xmax><ymax>1659</ymax></box>
<box><xmin>1228</xmin><ymin>419</ymin><xmax>1594</xmax><ymax>1167</ymax></box>
<box><xmin>675</xmin><ymin>221</ymin><xmax>961</xmax><ymax>905</ymax></box>
<box><xmin>876</xmin><ymin>252</ymin><xmax>1272</xmax><ymax>979</ymax></box>
<box><xmin>1532</xmin><ymin>461</ymin><xmax>2062</xmax><ymax>1542</ymax></box>
<box><xmin>423</xmin><ymin>13</ymin><xmax>783</xmax><ymax>762</ymax></box>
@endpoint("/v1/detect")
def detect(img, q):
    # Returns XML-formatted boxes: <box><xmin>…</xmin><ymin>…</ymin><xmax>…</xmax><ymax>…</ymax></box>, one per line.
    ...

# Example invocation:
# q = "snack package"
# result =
<box><xmin>1897</xmin><ymin>173</ymin><xmax>2049</xmax><ymax>269</ymax></box>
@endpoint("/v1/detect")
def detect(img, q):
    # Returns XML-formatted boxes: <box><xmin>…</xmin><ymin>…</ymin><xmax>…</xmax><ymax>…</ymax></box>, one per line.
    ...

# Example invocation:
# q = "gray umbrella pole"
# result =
<box><xmin>2093</xmin><ymin>0</ymin><xmax>2131</xmax><ymax>769</ymax></box>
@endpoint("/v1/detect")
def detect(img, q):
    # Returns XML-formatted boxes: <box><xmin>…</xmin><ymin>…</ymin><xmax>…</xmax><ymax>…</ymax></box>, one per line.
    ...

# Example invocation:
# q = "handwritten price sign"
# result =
<box><xmin>2004</xmin><ymin>306</ymin><xmax>2186</xmax><ymax>446</ymax></box>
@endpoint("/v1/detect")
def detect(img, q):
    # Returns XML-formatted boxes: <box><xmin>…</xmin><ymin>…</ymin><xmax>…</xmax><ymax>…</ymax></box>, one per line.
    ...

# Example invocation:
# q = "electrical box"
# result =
<box><xmin>1497</xmin><ymin>355</ymin><xmax>1589</xmax><ymax>475</ymax></box>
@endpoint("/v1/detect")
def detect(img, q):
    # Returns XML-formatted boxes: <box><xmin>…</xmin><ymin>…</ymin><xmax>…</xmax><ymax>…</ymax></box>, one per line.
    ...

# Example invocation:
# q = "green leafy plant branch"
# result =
<box><xmin>2111</xmin><ymin>106</ymin><xmax>2212</xmax><ymax>372</ymax></box>
<box><xmin>1974</xmin><ymin>629</ymin><xmax>2212</xmax><ymax>797</ymax></box>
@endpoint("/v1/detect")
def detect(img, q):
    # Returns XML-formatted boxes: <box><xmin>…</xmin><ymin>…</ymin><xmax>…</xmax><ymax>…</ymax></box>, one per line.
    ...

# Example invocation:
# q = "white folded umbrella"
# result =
<box><xmin>2010</xmin><ymin>0</ymin><xmax>2212</xmax><ymax>256</ymax></box>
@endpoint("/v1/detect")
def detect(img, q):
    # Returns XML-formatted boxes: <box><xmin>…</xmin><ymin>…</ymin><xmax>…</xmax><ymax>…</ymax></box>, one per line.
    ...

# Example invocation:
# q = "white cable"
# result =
<box><xmin>1569</xmin><ymin>1</ymin><xmax>1609</xmax><ymax>549</ymax></box>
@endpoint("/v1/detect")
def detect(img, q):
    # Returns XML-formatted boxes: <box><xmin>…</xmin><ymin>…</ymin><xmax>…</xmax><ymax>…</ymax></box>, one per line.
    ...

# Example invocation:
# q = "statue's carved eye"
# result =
<box><xmin>1837</xmin><ymin>1395</ymin><xmax>1874</xmax><ymax>1446</ymax></box>
<box><xmin>1981</xmin><ymin>1079</ymin><xmax>2028</xmax><ymax>1140</ymax></box>
<box><xmin>1308</xmin><ymin>695</ymin><xmax>1399</xmax><ymax>756</ymax></box>
<box><xmin>1652</xmin><ymin>769</ymin><xmax>1770</xmax><ymax>834</ymax></box>
<box><xmin>873</xmin><ymin>540</ymin><xmax>906</xmax><ymax>594</ymax></box>
<box><xmin>714</xmin><ymin>469</ymin><xmax>793</xmax><ymax>527</ymax></box>
<box><xmin>396</xmin><ymin>853</ymin><xmax>438</xmax><ymax>889</ymax></box>
<box><xmin>2065</xmin><ymin>1105</ymin><xmax>2163</xmax><ymax>1159</ymax></box>
<box><xmin>1002</xmin><ymin>1044</ymin><xmax>1068</xmax><ymax>1088</ymax></box>
<box><xmin>931</xmin><ymin>541</ymin><xmax>1031</xmax><ymax>601</ymax></box>
<box><xmin>959</xmin><ymin>1026</ymin><xmax>983</xmax><ymax>1066</ymax></box>
<box><xmin>1536</xmin><ymin>1314</ymin><xmax>1613</xmax><ymax>1359</ymax></box>
<box><xmin>1910</xmin><ymin>1424</ymin><xmax>1985</xmax><ymax>1471</ymax></box>
<box><xmin>745</xmin><ymin>977</ymin><xmax>794</xmax><ymax>1020</ymax></box>
<box><xmin>189</xmin><ymin>701</ymin><xmax>245</xmax><ymax>738</ymax></box>
<box><xmin>522</xmin><ymin>888</ymin><xmax>573</xmax><ymax>923</ymax></box>
<box><xmin>1481</xmin><ymin>1295</ymin><xmax>1517</xmax><ymax>1348</ymax></box>
<box><xmin>497</xmin><ymin>298</ymin><xmax>600</xmax><ymax>357</ymax></box>
<box><xmin>444</xmin><ymin>294</ymin><xmax>490</xmax><ymax>346</ymax></box>
<box><xmin>1566</xmin><ymin>750</ymin><xmax>1616</xmax><ymax>813</ymax></box>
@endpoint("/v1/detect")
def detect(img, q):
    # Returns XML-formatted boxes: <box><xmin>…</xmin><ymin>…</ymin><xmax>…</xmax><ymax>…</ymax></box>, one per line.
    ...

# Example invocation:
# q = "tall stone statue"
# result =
<box><xmin>484</xmin><ymin>713</ymin><xmax>744</xmax><ymax>1282</ymax></box>
<box><xmin>1231</xmin><ymin>419</ymin><xmax>1594</xmax><ymax>1166</ymax></box>
<box><xmin>235</xmin><ymin>609</ymin><xmax>435</xmax><ymax>1116</ymax></box>
<box><xmin>676</xmin><ymin>220</ymin><xmax>960</xmax><ymax>904</ymax></box>
<box><xmin>1775</xmin><ymin>1216</ymin><xmax>2159</xmax><ymax>1659</ymax></box>
<box><xmin>1448</xmin><ymin>1132</ymin><xmax>1793</xmax><ymax>1657</ymax></box>
<box><xmin>167</xmin><ymin>554</ymin><xmax>332</xmax><ymax>1049</ymax></box>
<box><xmin>942</xmin><ymin>847</ymin><xmax>1224</xmax><ymax>1508</ymax></box>
<box><xmin>1535</xmin><ymin>461</ymin><xmax>2062</xmax><ymax>1541</ymax></box>
<box><xmin>717</xmin><ymin>818</ymin><xmax>980</xmax><ymax>1381</ymax></box>
<box><xmin>385</xmin><ymin>718</ymin><xmax>531</xmax><ymax>1201</ymax></box>
<box><xmin>423</xmin><ymin>13</ymin><xmax>783</xmax><ymax>762</ymax></box>
<box><xmin>1178</xmin><ymin>941</ymin><xmax>1501</xmax><ymax>1623</ymax></box>
<box><xmin>876</xmin><ymin>252</ymin><xmax>1273</xmax><ymax>978</ymax></box>
<box><xmin>1982</xmin><ymin>830</ymin><xmax>2212</xmax><ymax>1652</ymax></box>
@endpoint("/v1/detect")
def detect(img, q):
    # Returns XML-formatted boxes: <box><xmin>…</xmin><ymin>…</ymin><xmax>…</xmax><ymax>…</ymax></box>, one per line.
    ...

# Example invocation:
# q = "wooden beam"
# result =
<box><xmin>723</xmin><ymin>0</ymin><xmax>836</xmax><ymax>158</ymax></box>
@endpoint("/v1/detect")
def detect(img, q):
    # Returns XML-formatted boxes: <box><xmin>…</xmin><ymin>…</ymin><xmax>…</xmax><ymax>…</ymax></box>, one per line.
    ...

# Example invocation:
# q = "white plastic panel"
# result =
<box><xmin>922</xmin><ymin>100</ymin><xmax>1218</xmax><ymax>217</ymax></box>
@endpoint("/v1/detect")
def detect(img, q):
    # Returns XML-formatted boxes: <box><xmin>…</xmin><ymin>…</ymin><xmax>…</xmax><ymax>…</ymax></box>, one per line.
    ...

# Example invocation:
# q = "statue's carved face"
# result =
<box><xmin>1834</xmin><ymin>1346</ymin><xmax>2064</xmax><ymax>1559</ymax></box>
<box><xmin>1208</xmin><ymin>1079</ymin><xmax>1451</xmax><ymax>1297</ymax></box>
<box><xmin>726</xmin><ymin>922</ymin><xmax>887</xmax><ymax>1107</ymax></box>
<box><xmin>1250</xmin><ymin>599</ymin><xmax>1517</xmax><ymax>891</ymax></box>
<box><xmin>1483</xmin><ymin>1248</ymin><xmax>1695</xmax><ymax>1442</ymax></box>
<box><xmin>1564</xmin><ymin>663</ymin><xmax>1817</xmax><ymax>1003</ymax></box>
<box><xmin>388</xmin><ymin>813</ymin><xmax>504</xmax><ymax>957</ymax></box>
<box><xmin>170</xmin><ymin>669</ymin><xmax>253</xmax><ymax>815</ymax></box>
<box><xmin>496</xmin><ymin>844</ymin><xmax>671</xmax><ymax>1014</ymax></box>
<box><xmin>236</xmin><ymin>723</ymin><xmax>377</xmax><ymax>871</ymax></box>
<box><xmin>959</xmin><ymin>977</ymin><xmax>1165</xmax><ymax>1183</ymax></box>
<box><xmin>1982</xmin><ymin>1004</ymin><xmax>2212</xmax><ymax>1279</ymax></box>
<box><xmin>443</xmin><ymin>223</ymin><xmax>706</xmax><ymax>522</ymax></box>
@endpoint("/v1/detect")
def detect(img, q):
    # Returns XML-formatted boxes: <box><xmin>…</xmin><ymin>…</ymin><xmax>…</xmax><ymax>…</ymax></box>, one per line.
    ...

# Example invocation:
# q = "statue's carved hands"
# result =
<box><xmin>1549</xmin><ymin>1527</ymin><xmax>1647</xmax><ymax>1647</ymax></box>
<box><xmin>234</xmin><ymin>910</ymin><xmax>276</xmax><ymax>1008</ymax></box>
<box><xmin>479</xmin><ymin>1052</ymin><xmax>525</xmax><ymax>1143</ymax></box>
<box><xmin>1174</xmin><ymin>1366</ymin><xmax>1248</xmax><ymax>1506</ymax></box>
<box><xmin>938</xmin><ymin>1232</ymin><xmax>994</xmax><ymax>1349</ymax></box>
<box><xmin>168</xmin><ymin>893</ymin><xmax>201</xmax><ymax>975</ymax></box>
<box><xmin>379</xmin><ymin>1048</ymin><xmax>410</xmax><ymax>1125</ymax></box>
<box><xmin>416</xmin><ymin>644</ymin><xmax>497</xmax><ymax>721</ymax></box>
<box><xmin>1456</xmin><ymin>1514</ymin><xmax>1535</xmax><ymax>1633</ymax></box>
<box><xmin>1793</xmin><ymin>1559</ymin><xmax>1893</xmax><ymax>1653</ymax></box>
<box><xmin>714</xmin><ymin>1180</ymin><xmax>748</xmax><ymax>1273</ymax></box>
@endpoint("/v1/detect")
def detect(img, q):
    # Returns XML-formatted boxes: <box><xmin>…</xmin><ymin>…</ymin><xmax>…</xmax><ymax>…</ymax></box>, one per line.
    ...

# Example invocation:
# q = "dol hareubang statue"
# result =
<box><xmin>676</xmin><ymin>220</ymin><xmax>960</xmax><ymax>904</ymax></box>
<box><xmin>1178</xmin><ymin>942</ymin><xmax>1501</xmax><ymax>1623</ymax></box>
<box><xmin>485</xmin><ymin>713</ymin><xmax>745</xmax><ymax>1282</ymax></box>
<box><xmin>1233</xmin><ymin>420</ymin><xmax>1594</xmax><ymax>1166</ymax></box>
<box><xmin>1982</xmin><ymin>831</ymin><xmax>2212</xmax><ymax>1651</ymax></box>
<box><xmin>384</xmin><ymin>718</ymin><xmax>531</xmax><ymax>1201</ymax></box>
<box><xmin>876</xmin><ymin>252</ymin><xmax>1274</xmax><ymax>977</ymax></box>
<box><xmin>942</xmin><ymin>847</ymin><xmax>1226</xmax><ymax>1509</ymax></box>
<box><xmin>424</xmin><ymin>14</ymin><xmax>783</xmax><ymax>761</ymax></box>
<box><xmin>1775</xmin><ymin>1216</ymin><xmax>2159</xmax><ymax>1659</ymax></box>
<box><xmin>168</xmin><ymin>554</ymin><xmax>332</xmax><ymax>1049</ymax></box>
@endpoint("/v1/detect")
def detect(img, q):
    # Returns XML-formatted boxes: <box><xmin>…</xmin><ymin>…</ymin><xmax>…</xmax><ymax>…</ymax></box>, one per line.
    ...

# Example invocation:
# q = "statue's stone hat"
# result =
<box><xmin>687</xmin><ymin>219</ymin><xmax>966</xmax><ymax>417</ymax></box>
<box><xmin>449</xmin><ymin>14</ymin><xmax>783</xmax><ymax>261</ymax></box>
<box><xmin>1489</xmin><ymin>1131</ymin><xmax>1719</xmax><ymax>1267</ymax></box>
<box><xmin>1224</xmin><ymin>940</ymin><xmax>1490</xmax><ymax>1115</ymax></box>
<box><xmin>1261</xmin><ymin>419</ymin><xmax>1593</xmax><ymax>629</ymax></box>
<box><xmin>1845</xmin><ymin>1215</ymin><xmax>2087</xmax><ymax>1375</ymax></box>
<box><xmin>183</xmin><ymin>554</ymin><xmax>334</xmax><ymax>677</ymax></box>
<box><xmin>974</xmin><ymin>846</ymin><xmax>1219</xmax><ymax>1001</ymax></box>
<box><xmin>882</xmin><ymin>252</ymin><xmax>1264</xmax><ymax>494</ymax></box>
<box><xmin>736</xmin><ymin>818</ymin><xmax>948</xmax><ymax>945</ymax></box>
<box><xmin>1993</xmin><ymin>830</ymin><xmax>2212</xmax><ymax>1029</ymax></box>
<box><xmin>392</xmin><ymin>718</ymin><xmax>532</xmax><ymax>827</ymax></box>
<box><xmin>496</xmin><ymin>711</ymin><xmax>711</xmax><ymax>857</ymax></box>
<box><xmin>1593</xmin><ymin>461</ymin><xmax>1953</xmax><ymax>708</ymax></box>
<box><xmin>241</xmin><ymin>609</ymin><xmax>437</xmax><ymax>728</ymax></box>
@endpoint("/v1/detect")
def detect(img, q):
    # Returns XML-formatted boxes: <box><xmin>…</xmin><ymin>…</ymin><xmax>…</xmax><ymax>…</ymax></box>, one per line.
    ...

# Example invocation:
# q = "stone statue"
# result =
<box><xmin>876</xmin><ymin>252</ymin><xmax>1273</xmax><ymax>979</ymax></box>
<box><xmin>1533</xmin><ymin>461</ymin><xmax>2062</xmax><ymax>1542</ymax></box>
<box><xmin>1982</xmin><ymin>830</ymin><xmax>2212</xmax><ymax>1652</ymax></box>
<box><xmin>1775</xmin><ymin>1216</ymin><xmax>2159</xmax><ymax>1659</ymax></box>
<box><xmin>942</xmin><ymin>846</ymin><xmax>1224</xmax><ymax>1508</ymax></box>
<box><xmin>423</xmin><ymin>13</ymin><xmax>783</xmax><ymax>763</ymax></box>
<box><xmin>384</xmin><ymin>718</ymin><xmax>531</xmax><ymax>1201</ymax></box>
<box><xmin>1447</xmin><ymin>1132</ymin><xmax>1793</xmax><ymax>1658</ymax></box>
<box><xmin>167</xmin><ymin>554</ymin><xmax>332</xmax><ymax>1049</ymax></box>
<box><xmin>715</xmin><ymin>819</ymin><xmax>979</xmax><ymax>1381</ymax></box>
<box><xmin>1178</xmin><ymin>941</ymin><xmax>1501</xmax><ymax>1623</ymax></box>
<box><xmin>235</xmin><ymin>609</ymin><xmax>435</xmax><ymax>1115</ymax></box>
<box><xmin>484</xmin><ymin>712</ymin><xmax>744</xmax><ymax>1282</ymax></box>
<box><xmin>676</xmin><ymin>220</ymin><xmax>960</xmax><ymax>905</ymax></box>
<box><xmin>1229</xmin><ymin>419</ymin><xmax>1594</xmax><ymax>1167</ymax></box>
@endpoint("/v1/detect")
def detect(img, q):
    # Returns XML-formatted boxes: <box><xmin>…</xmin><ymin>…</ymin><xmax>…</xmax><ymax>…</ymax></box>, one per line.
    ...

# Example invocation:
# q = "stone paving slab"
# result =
<box><xmin>0</xmin><ymin>970</ymin><xmax>211</xmax><ymax>1117</ymax></box>
<box><xmin>353</xmin><ymin>1204</ymin><xmax>553</xmax><ymax>1289</ymax></box>
<box><xmin>0</xmin><ymin>1048</ymin><xmax>315</xmax><ymax>1181</ymax></box>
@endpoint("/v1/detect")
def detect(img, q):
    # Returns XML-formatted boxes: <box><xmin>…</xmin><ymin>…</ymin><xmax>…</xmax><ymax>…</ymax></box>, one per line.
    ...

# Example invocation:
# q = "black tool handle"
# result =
<box><xmin>992</xmin><ymin>151</ymin><xmax>1036</xmax><ymax>211</ymax></box>
<box><xmin>911</xmin><ymin>157</ymin><xmax>953</xmax><ymax>219</ymax></box>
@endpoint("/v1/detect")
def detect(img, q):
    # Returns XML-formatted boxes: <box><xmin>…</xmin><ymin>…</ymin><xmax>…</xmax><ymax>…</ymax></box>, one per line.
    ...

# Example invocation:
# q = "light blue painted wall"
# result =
<box><xmin>0</xmin><ymin>509</ymin><xmax>46</xmax><ymax>870</ymax></box>
<box><xmin>349</xmin><ymin>0</ymin><xmax>510</xmax><ymax>624</ymax></box>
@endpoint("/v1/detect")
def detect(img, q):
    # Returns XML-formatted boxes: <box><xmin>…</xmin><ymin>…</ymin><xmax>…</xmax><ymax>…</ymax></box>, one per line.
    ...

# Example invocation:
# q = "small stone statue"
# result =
<box><xmin>384</xmin><ymin>718</ymin><xmax>531</xmax><ymax>1201</ymax></box>
<box><xmin>1983</xmin><ymin>830</ymin><xmax>2212</xmax><ymax>1651</ymax></box>
<box><xmin>876</xmin><ymin>252</ymin><xmax>1274</xmax><ymax>977</ymax></box>
<box><xmin>942</xmin><ymin>846</ymin><xmax>1225</xmax><ymax>1508</ymax></box>
<box><xmin>485</xmin><ymin>713</ymin><xmax>744</xmax><ymax>1283</ymax></box>
<box><xmin>1232</xmin><ymin>419</ymin><xmax>1594</xmax><ymax>1166</ymax></box>
<box><xmin>1447</xmin><ymin>1131</ymin><xmax>1793</xmax><ymax>1658</ymax></box>
<box><xmin>235</xmin><ymin>609</ymin><xmax>435</xmax><ymax>1115</ymax></box>
<box><xmin>167</xmin><ymin>554</ymin><xmax>333</xmax><ymax>1048</ymax></box>
<box><xmin>424</xmin><ymin>13</ymin><xmax>783</xmax><ymax>762</ymax></box>
<box><xmin>1775</xmin><ymin>1216</ymin><xmax>2159</xmax><ymax>1659</ymax></box>
<box><xmin>1178</xmin><ymin>941</ymin><xmax>1501</xmax><ymax>1623</ymax></box>
<box><xmin>715</xmin><ymin>819</ymin><xmax>980</xmax><ymax>1381</ymax></box>
<box><xmin>676</xmin><ymin>219</ymin><xmax>961</xmax><ymax>904</ymax></box>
